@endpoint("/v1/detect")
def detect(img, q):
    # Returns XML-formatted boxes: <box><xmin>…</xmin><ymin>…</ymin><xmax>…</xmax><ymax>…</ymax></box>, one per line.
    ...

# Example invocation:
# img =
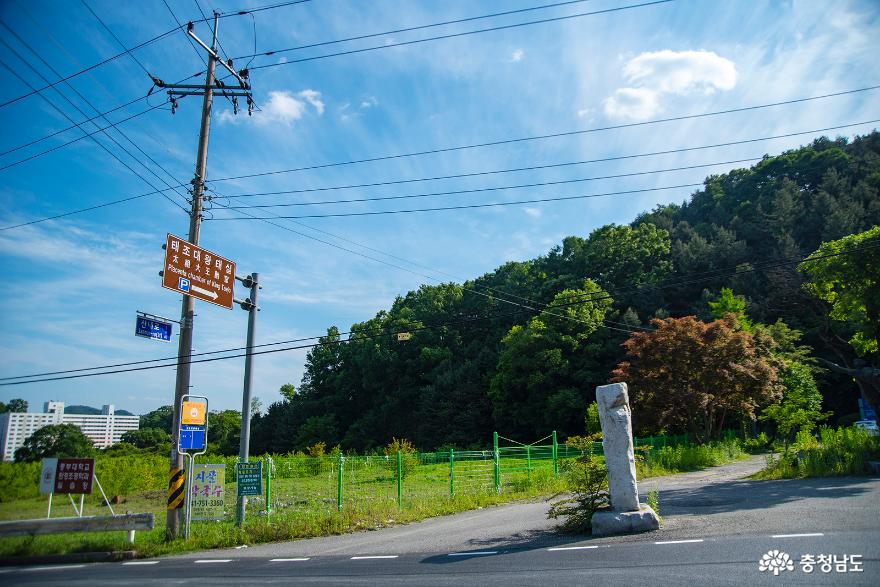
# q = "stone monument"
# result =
<box><xmin>591</xmin><ymin>382</ymin><xmax>660</xmax><ymax>536</ymax></box>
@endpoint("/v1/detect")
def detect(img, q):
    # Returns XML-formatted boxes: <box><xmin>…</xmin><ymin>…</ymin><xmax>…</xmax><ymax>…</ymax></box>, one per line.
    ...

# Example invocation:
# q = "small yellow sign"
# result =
<box><xmin>181</xmin><ymin>401</ymin><xmax>206</xmax><ymax>425</ymax></box>
<box><xmin>397</xmin><ymin>332</ymin><xmax>411</xmax><ymax>341</ymax></box>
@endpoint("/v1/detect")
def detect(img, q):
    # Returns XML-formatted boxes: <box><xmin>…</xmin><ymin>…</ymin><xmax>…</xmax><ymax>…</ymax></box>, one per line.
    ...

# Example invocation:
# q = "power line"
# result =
<box><xmin>210</xmin><ymin>183</ymin><xmax>704</xmax><ymax>219</ymax></box>
<box><xmin>248</xmin><ymin>0</ymin><xmax>675</xmax><ymax>70</ymax></box>
<box><xmin>0</xmin><ymin>22</ymin><xmax>182</xmax><ymax>110</ymax></box>
<box><xmin>0</xmin><ymin>38</ymin><xmax>190</xmax><ymax>213</ymax></box>
<box><xmin>217</xmin><ymin>121</ymin><xmax>878</xmax><ymax>200</ymax></box>
<box><xmin>0</xmin><ymin>22</ymin><xmax>191</xmax><ymax>211</ymax></box>
<box><xmin>3</xmin><ymin>113</ymin><xmax>876</xmax><ymax>232</ymax></box>
<box><xmin>221</xmin><ymin>0</ymin><xmax>313</xmax><ymax>17</ymax></box>
<box><xmin>0</xmin><ymin>73</ymin><xmax>201</xmax><ymax>159</ymax></box>
<box><xmin>220</xmin><ymin>156</ymin><xmax>760</xmax><ymax>209</ymax></box>
<box><xmin>207</xmin><ymin>86</ymin><xmax>880</xmax><ymax>184</ymax></box>
<box><xmin>5</xmin><ymin>241</ymin><xmax>876</xmax><ymax>386</ymax></box>
<box><xmin>14</xmin><ymin>8</ymin><xmax>194</xmax><ymax>206</ymax></box>
<box><xmin>79</xmin><ymin>0</ymin><xmax>150</xmax><ymax>76</ymax></box>
<box><xmin>0</xmin><ymin>102</ymin><xmax>169</xmax><ymax>172</ymax></box>
<box><xmin>233</xmin><ymin>0</ymin><xmax>595</xmax><ymax>61</ymax></box>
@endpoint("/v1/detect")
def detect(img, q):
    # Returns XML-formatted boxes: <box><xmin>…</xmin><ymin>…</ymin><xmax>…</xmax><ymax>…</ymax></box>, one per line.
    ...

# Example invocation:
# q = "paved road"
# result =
<box><xmin>4</xmin><ymin>458</ymin><xmax>878</xmax><ymax>585</ymax></box>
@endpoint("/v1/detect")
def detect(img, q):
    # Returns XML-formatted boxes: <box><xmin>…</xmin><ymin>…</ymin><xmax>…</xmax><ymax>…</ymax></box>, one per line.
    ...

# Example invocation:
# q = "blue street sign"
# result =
<box><xmin>135</xmin><ymin>316</ymin><xmax>173</xmax><ymax>342</ymax></box>
<box><xmin>180</xmin><ymin>424</ymin><xmax>206</xmax><ymax>450</ymax></box>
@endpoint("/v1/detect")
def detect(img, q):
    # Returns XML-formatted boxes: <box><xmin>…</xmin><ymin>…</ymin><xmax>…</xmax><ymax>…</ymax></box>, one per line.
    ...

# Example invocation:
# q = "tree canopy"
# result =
<box><xmin>247</xmin><ymin>132</ymin><xmax>880</xmax><ymax>452</ymax></box>
<box><xmin>15</xmin><ymin>424</ymin><xmax>95</xmax><ymax>462</ymax></box>
<box><xmin>612</xmin><ymin>315</ymin><xmax>782</xmax><ymax>443</ymax></box>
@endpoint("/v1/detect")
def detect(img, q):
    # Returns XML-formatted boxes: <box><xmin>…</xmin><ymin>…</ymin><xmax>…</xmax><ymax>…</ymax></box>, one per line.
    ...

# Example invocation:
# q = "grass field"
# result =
<box><xmin>0</xmin><ymin>438</ymin><xmax>748</xmax><ymax>558</ymax></box>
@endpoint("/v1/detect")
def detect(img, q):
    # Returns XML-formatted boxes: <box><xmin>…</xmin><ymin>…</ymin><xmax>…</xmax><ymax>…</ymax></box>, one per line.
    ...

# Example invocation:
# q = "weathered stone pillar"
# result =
<box><xmin>596</xmin><ymin>382</ymin><xmax>639</xmax><ymax>511</ymax></box>
<box><xmin>591</xmin><ymin>382</ymin><xmax>660</xmax><ymax>536</ymax></box>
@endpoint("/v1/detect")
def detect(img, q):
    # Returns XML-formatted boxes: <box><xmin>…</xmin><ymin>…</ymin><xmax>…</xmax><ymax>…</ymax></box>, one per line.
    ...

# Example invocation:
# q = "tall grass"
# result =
<box><xmin>757</xmin><ymin>426</ymin><xmax>880</xmax><ymax>479</ymax></box>
<box><xmin>636</xmin><ymin>438</ymin><xmax>746</xmax><ymax>477</ymax></box>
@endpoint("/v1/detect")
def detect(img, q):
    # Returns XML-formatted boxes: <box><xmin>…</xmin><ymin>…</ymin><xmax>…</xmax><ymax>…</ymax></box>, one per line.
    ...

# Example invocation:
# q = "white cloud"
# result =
<box><xmin>602</xmin><ymin>87</ymin><xmax>661</xmax><ymax>120</ymax></box>
<box><xmin>510</xmin><ymin>48</ymin><xmax>524</xmax><ymax>62</ymax></box>
<box><xmin>602</xmin><ymin>50</ymin><xmax>737</xmax><ymax>121</ymax></box>
<box><xmin>523</xmin><ymin>207</ymin><xmax>542</xmax><ymax>218</ymax></box>
<box><xmin>360</xmin><ymin>96</ymin><xmax>378</xmax><ymax>109</ymax></box>
<box><xmin>298</xmin><ymin>89</ymin><xmax>325</xmax><ymax>115</ymax></box>
<box><xmin>219</xmin><ymin>89</ymin><xmax>324</xmax><ymax>125</ymax></box>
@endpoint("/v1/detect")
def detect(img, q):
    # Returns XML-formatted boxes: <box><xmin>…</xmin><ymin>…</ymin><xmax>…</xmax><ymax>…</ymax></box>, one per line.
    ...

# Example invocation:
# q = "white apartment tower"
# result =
<box><xmin>0</xmin><ymin>402</ymin><xmax>139</xmax><ymax>461</ymax></box>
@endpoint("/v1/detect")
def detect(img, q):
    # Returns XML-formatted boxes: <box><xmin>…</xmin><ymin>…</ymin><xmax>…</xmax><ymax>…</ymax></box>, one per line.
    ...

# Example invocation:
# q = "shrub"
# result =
<box><xmin>743</xmin><ymin>432</ymin><xmax>771</xmax><ymax>453</ymax></box>
<box><xmin>548</xmin><ymin>437</ymin><xmax>608</xmax><ymax>533</ymax></box>
<box><xmin>758</xmin><ymin>426</ymin><xmax>880</xmax><ymax>479</ymax></box>
<box><xmin>647</xmin><ymin>489</ymin><xmax>662</xmax><ymax>523</ymax></box>
<box><xmin>383</xmin><ymin>437</ymin><xmax>419</xmax><ymax>478</ymax></box>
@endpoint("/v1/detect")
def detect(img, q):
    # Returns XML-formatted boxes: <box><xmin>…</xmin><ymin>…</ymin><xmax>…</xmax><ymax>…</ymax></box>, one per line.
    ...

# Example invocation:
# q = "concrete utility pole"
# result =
<box><xmin>235</xmin><ymin>272</ymin><xmax>260</xmax><ymax>526</ymax></box>
<box><xmin>160</xmin><ymin>12</ymin><xmax>253</xmax><ymax>541</ymax></box>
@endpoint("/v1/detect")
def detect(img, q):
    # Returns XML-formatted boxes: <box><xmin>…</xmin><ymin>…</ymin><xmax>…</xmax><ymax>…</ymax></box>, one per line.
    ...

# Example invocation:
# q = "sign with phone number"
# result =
<box><xmin>190</xmin><ymin>464</ymin><xmax>225</xmax><ymax>520</ymax></box>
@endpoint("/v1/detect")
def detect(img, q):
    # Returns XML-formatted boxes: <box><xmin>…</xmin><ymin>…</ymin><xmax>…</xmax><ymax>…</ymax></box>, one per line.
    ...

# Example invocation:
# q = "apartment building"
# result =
<box><xmin>0</xmin><ymin>402</ymin><xmax>139</xmax><ymax>461</ymax></box>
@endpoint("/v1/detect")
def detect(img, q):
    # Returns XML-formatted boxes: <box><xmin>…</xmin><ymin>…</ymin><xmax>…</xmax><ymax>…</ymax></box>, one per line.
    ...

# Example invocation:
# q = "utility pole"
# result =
<box><xmin>235</xmin><ymin>272</ymin><xmax>260</xmax><ymax>526</ymax></box>
<box><xmin>158</xmin><ymin>12</ymin><xmax>253</xmax><ymax>541</ymax></box>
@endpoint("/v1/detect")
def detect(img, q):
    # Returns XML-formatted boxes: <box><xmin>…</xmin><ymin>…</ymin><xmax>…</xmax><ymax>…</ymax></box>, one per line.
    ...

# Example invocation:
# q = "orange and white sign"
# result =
<box><xmin>181</xmin><ymin>401</ymin><xmax>207</xmax><ymax>425</ymax></box>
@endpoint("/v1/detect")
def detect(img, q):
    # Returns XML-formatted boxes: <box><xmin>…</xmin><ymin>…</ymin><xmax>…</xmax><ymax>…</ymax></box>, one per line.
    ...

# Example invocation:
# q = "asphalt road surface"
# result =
<box><xmin>4</xmin><ymin>458</ymin><xmax>878</xmax><ymax>586</ymax></box>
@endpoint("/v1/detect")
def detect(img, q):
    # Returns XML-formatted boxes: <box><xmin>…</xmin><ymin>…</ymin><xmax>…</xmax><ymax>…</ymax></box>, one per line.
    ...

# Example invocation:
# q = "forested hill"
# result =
<box><xmin>251</xmin><ymin>132</ymin><xmax>880</xmax><ymax>454</ymax></box>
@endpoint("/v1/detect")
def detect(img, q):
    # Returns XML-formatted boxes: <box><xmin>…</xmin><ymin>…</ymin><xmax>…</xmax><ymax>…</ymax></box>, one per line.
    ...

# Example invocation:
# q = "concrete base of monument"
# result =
<box><xmin>591</xmin><ymin>504</ymin><xmax>661</xmax><ymax>536</ymax></box>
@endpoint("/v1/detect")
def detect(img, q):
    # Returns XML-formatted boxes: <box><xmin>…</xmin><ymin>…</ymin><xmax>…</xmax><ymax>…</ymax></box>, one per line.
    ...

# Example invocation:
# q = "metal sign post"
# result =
<box><xmin>177</xmin><ymin>394</ymin><xmax>208</xmax><ymax>540</ymax></box>
<box><xmin>234</xmin><ymin>272</ymin><xmax>260</xmax><ymax>526</ymax></box>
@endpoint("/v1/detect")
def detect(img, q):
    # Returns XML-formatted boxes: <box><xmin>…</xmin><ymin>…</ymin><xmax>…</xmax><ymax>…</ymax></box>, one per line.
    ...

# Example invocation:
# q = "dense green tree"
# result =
<box><xmin>255</xmin><ymin>132</ymin><xmax>880</xmax><ymax>452</ymax></box>
<box><xmin>14</xmin><ymin>424</ymin><xmax>95</xmax><ymax>462</ymax></box>
<box><xmin>760</xmin><ymin>362</ymin><xmax>828</xmax><ymax>449</ymax></box>
<box><xmin>0</xmin><ymin>399</ymin><xmax>28</xmax><ymax>413</ymax></box>
<box><xmin>799</xmin><ymin>226</ymin><xmax>880</xmax><ymax>356</ymax></box>
<box><xmin>120</xmin><ymin>427</ymin><xmax>170</xmax><ymax>449</ymax></box>
<box><xmin>489</xmin><ymin>281</ymin><xmax>611</xmax><ymax>439</ymax></box>
<box><xmin>140</xmin><ymin>405</ymin><xmax>174</xmax><ymax>433</ymax></box>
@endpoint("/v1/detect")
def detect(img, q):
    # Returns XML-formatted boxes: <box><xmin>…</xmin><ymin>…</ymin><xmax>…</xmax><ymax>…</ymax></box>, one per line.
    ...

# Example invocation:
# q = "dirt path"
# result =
<box><xmin>639</xmin><ymin>454</ymin><xmax>767</xmax><ymax>494</ymax></box>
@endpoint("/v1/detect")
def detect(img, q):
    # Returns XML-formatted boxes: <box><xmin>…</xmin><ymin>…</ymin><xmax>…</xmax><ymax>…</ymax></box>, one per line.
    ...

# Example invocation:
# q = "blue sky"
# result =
<box><xmin>1</xmin><ymin>0</ymin><xmax>878</xmax><ymax>415</ymax></box>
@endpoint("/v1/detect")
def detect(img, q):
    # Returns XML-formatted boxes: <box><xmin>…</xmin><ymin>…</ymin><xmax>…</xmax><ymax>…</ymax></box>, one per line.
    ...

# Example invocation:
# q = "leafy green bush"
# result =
<box><xmin>743</xmin><ymin>432</ymin><xmax>771</xmax><ymax>453</ymax></box>
<box><xmin>548</xmin><ymin>438</ymin><xmax>608</xmax><ymax>533</ymax></box>
<box><xmin>384</xmin><ymin>437</ymin><xmax>419</xmax><ymax>478</ymax></box>
<box><xmin>758</xmin><ymin>426</ymin><xmax>880</xmax><ymax>479</ymax></box>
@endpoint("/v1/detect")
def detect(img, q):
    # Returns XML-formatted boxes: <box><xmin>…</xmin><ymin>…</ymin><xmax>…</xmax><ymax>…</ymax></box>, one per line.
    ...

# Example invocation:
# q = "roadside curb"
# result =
<box><xmin>0</xmin><ymin>550</ymin><xmax>138</xmax><ymax>566</ymax></box>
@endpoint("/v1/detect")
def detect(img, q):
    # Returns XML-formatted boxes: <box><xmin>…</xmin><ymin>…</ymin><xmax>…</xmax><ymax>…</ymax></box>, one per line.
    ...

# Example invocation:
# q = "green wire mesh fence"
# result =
<box><xmin>194</xmin><ymin>429</ymin><xmax>739</xmax><ymax>518</ymax></box>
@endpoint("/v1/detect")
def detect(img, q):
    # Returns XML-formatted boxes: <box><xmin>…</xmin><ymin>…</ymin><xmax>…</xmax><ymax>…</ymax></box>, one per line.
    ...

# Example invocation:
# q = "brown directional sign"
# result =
<box><xmin>162</xmin><ymin>234</ymin><xmax>235</xmax><ymax>309</ymax></box>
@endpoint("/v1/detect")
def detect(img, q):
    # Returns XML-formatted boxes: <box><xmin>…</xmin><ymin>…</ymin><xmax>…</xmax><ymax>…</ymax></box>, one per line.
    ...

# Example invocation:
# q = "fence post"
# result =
<box><xmin>396</xmin><ymin>450</ymin><xmax>403</xmax><ymax>510</ymax></box>
<box><xmin>526</xmin><ymin>444</ymin><xmax>531</xmax><ymax>480</ymax></box>
<box><xmin>552</xmin><ymin>430</ymin><xmax>558</xmax><ymax>478</ymax></box>
<box><xmin>265</xmin><ymin>456</ymin><xmax>271</xmax><ymax>516</ymax></box>
<box><xmin>493</xmin><ymin>431</ymin><xmax>501</xmax><ymax>493</ymax></box>
<box><xmin>449</xmin><ymin>449</ymin><xmax>455</xmax><ymax>497</ymax></box>
<box><xmin>336</xmin><ymin>453</ymin><xmax>344</xmax><ymax>512</ymax></box>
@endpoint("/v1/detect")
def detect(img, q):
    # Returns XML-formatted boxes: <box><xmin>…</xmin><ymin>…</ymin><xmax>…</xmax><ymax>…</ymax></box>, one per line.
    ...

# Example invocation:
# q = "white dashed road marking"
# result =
<box><xmin>655</xmin><ymin>539</ymin><xmax>704</xmax><ymax>545</ymax></box>
<box><xmin>771</xmin><ymin>533</ymin><xmax>824</xmax><ymax>538</ymax></box>
<box><xmin>194</xmin><ymin>559</ymin><xmax>232</xmax><ymax>563</ymax></box>
<box><xmin>547</xmin><ymin>545</ymin><xmax>600</xmax><ymax>551</ymax></box>
<box><xmin>22</xmin><ymin>565</ymin><xmax>87</xmax><ymax>572</ymax></box>
<box><xmin>270</xmin><ymin>558</ymin><xmax>311</xmax><ymax>562</ymax></box>
<box><xmin>351</xmin><ymin>555</ymin><xmax>399</xmax><ymax>560</ymax></box>
<box><xmin>122</xmin><ymin>561</ymin><xmax>159</xmax><ymax>565</ymax></box>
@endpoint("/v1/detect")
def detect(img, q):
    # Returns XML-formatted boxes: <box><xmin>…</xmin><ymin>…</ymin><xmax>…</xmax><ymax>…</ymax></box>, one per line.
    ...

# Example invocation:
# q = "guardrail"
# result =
<box><xmin>0</xmin><ymin>513</ymin><xmax>154</xmax><ymax>544</ymax></box>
